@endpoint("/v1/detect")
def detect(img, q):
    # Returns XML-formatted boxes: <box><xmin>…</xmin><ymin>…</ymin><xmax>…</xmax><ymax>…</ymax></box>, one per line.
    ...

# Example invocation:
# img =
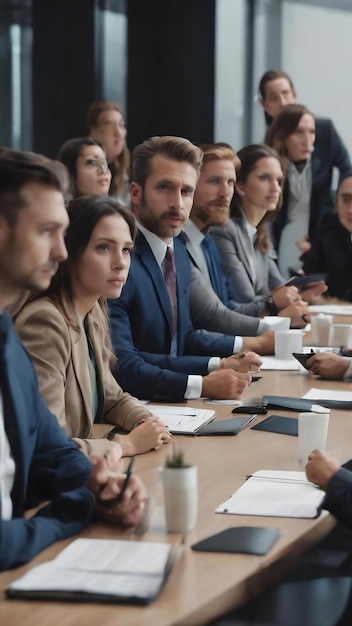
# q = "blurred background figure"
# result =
<box><xmin>302</xmin><ymin>171</ymin><xmax>352</xmax><ymax>301</ymax></box>
<box><xmin>58</xmin><ymin>137</ymin><xmax>111</xmax><ymax>201</ymax></box>
<box><xmin>266</xmin><ymin>103</ymin><xmax>337</xmax><ymax>278</ymax></box>
<box><xmin>86</xmin><ymin>100</ymin><xmax>130</xmax><ymax>206</ymax></box>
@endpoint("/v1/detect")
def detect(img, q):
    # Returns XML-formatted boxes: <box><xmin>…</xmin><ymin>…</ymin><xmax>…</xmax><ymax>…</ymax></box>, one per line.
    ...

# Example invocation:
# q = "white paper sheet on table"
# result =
<box><xmin>146</xmin><ymin>404</ymin><xmax>215</xmax><ymax>433</ymax></box>
<box><xmin>215</xmin><ymin>470</ymin><xmax>324</xmax><ymax>518</ymax></box>
<box><xmin>259</xmin><ymin>356</ymin><xmax>303</xmax><ymax>371</ymax></box>
<box><xmin>302</xmin><ymin>388</ymin><xmax>352</xmax><ymax>402</ymax></box>
<box><xmin>309</xmin><ymin>305</ymin><xmax>352</xmax><ymax>315</ymax></box>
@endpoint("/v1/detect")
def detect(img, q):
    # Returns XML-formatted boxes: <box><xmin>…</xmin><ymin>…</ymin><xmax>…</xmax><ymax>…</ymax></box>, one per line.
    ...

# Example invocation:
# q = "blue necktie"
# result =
<box><xmin>164</xmin><ymin>247</ymin><xmax>178</xmax><ymax>336</ymax></box>
<box><xmin>201</xmin><ymin>235</ymin><xmax>228</xmax><ymax>302</ymax></box>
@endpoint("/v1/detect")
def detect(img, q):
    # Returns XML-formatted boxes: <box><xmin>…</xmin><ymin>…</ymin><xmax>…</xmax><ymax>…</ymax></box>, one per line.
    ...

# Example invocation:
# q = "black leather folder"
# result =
<box><xmin>251</xmin><ymin>415</ymin><xmax>298</xmax><ymax>436</ymax></box>
<box><xmin>191</xmin><ymin>527</ymin><xmax>280</xmax><ymax>555</ymax></box>
<box><xmin>197</xmin><ymin>415</ymin><xmax>255</xmax><ymax>436</ymax></box>
<box><xmin>263</xmin><ymin>395</ymin><xmax>352</xmax><ymax>411</ymax></box>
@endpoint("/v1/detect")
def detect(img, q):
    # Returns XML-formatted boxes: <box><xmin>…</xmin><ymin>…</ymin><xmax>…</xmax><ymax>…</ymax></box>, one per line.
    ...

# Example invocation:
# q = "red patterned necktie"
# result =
<box><xmin>164</xmin><ymin>247</ymin><xmax>178</xmax><ymax>336</ymax></box>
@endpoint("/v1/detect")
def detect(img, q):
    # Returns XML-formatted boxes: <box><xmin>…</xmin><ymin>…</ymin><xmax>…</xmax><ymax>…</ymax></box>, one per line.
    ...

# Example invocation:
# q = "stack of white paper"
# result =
<box><xmin>146</xmin><ymin>405</ymin><xmax>215</xmax><ymax>434</ymax></box>
<box><xmin>216</xmin><ymin>471</ymin><xmax>324</xmax><ymax>518</ymax></box>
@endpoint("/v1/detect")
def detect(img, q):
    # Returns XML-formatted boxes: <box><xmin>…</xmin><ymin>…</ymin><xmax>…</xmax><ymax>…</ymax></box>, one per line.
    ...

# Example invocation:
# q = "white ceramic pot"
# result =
<box><xmin>161</xmin><ymin>465</ymin><xmax>198</xmax><ymax>533</ymax></box>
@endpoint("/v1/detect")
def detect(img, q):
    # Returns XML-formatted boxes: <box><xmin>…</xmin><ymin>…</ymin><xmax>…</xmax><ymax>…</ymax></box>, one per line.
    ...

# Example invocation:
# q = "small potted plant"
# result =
<box><xmin>161</xmin><ymin>445</ymin><xmax>198</xmax><ymax>533</ymax></box>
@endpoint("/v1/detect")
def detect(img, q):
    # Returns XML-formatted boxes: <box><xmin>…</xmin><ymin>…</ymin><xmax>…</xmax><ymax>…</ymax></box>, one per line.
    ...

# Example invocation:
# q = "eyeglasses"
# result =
<box><xmin>83</xmin><ymin>157</ymin><xmax>109</xmax><ymax>171</ymax></box>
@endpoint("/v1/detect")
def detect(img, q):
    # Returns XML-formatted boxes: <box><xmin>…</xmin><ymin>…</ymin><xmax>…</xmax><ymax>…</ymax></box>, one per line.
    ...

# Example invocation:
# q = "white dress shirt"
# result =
<box><xmin>137</xmin><ymin>223</ymin><xmax>232</xmax><ymax>399</ymax></box>
<box><xmin>0</xmin><ymin>384</ymin><xmax>15</xmax><ymax>520</ymax></box>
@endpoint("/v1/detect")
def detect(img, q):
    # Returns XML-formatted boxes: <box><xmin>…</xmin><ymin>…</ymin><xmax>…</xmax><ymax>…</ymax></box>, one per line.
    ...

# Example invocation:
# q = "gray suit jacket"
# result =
<box><xmin>189</xmin><ymin>265</ymin><xmax>261</xmax><ymax>336</ymax></box>
<box><xmin>181</xmin><ymin>225</ymin><xmax>261</xmax><ymax>336</ymax></box>
<box><xmin>211</xmin><ymin>216</ymin><xmax>284</xmax><ymax>317</ymax></box>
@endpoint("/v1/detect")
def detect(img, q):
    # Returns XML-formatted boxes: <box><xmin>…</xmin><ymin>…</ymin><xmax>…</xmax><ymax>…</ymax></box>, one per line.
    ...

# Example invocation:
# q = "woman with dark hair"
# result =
<box><xmin>86</xmin><ymin>100</ymin><xmax>130</xmax><ymax>205</ymax></box>
<box><xmin>58</xmin><ymin>137</ymin><xmax>111</xmax><ymax>200</ymax></box>
<box><xmin>14</xmin><ymin>196</ymin><xmax>171</xmax><ymax>466</ymax></box>
<box><xmin>211</xmin><ymin>144</ymin><xmax>326</xmax><ymax>320</ymax></box>
<box><xmin>265</xmin><ymin>103</ymin><xmax>339</xmax><ymax>278</ymax></box>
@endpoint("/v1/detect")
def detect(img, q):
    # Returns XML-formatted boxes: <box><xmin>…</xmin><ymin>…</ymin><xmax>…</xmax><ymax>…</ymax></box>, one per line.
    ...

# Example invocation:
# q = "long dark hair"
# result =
<box><xmin>17</xmin><ymin>195</ymin><xmax>136</xmax><ymax>331</ymax></box>
<box><xmin>265</xmin><ymin>104</ymin><xmax>315</xmax><ymax>159</ymax></box>
<box><xmin>58</xmin><ymin>137</ymin><xmax>105</xmax><ymax>198</ymax></box>
<box><xmin>232</xmin><ymin>144</ymin><xmax>285</xmax><ymax>253</ymax></box>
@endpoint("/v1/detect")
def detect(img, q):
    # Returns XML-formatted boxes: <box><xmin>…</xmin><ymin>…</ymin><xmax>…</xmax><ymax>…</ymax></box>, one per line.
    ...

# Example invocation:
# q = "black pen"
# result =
<box><xmin>100</xmin><ymin>456</ymin><xmax>135</xmax><ymax>508</ymax></box>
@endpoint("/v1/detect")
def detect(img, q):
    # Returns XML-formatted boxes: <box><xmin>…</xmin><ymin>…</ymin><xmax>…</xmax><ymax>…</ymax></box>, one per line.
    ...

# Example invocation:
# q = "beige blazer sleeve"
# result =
<box><xmin>14</xmin><ymin>299</ymin><xmax>150</xmax><ymax>457</ymax></box>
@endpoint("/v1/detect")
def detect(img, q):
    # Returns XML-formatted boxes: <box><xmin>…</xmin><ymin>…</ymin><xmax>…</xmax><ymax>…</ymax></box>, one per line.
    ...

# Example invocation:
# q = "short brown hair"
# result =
<box><xmin>265</xmin><ymin>104</ymin><xmax>314</xmax><ymax>158</ymax></box>
<box><xmin>259</xmin><ymin>69</ymin><xmax>295</xmax><ymax>100</ymax></box>
<box><xmin>132</xmin><ymin>136</ymin><xmax>203</xmax><ymax>188</ymax></box>
<box><xmin>0</xmin><ymin>147</ymin><xmax>68</xmax><ymax>226</ymax></box>
<box><xmin>199</xmin><ymin>143</ymin><xmax>241</xmax><ymax>171</ymax></box>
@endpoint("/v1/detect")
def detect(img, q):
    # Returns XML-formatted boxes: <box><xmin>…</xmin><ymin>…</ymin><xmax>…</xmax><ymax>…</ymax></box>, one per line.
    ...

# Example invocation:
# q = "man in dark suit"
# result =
<box><xmin>0</xmin><ymin>148</ymin><xmax>146</xmax><ymax>571</ymax></box>
<box><xmin>259</xmin><ymin>69</ymin><xmax>351</xmax><ymax>233</ymax></box>
<box><xmin>109</xmin><ymin>136</ymin><xmax>262</xmax><ymax>402</ymax></box>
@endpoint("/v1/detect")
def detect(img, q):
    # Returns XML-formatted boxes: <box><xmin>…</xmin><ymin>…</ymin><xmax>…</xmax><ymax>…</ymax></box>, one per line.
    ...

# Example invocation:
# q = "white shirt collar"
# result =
<box><xmin>137</xmin><ymin>222</ymin><xmax>174</xmax><ymax>268</ymax></box>
<box><xmin>183</xmin><ymin>219</ymin><xmax>205</xmax><ymax>247</ymax></box>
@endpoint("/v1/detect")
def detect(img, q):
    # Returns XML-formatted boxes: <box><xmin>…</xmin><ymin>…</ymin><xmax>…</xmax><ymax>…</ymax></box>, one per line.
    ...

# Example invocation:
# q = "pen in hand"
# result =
<box><xmin>100</xmin><ymin>456</ymin><xmax>135</xmax><ymax>509</ymax></box>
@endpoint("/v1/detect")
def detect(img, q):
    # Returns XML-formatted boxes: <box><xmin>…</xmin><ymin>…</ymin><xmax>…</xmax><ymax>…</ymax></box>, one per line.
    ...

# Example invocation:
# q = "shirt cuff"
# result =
<box><xmin>234</xmin><ymin>337</ymin><xmax>243</xmax><ymax>351</ymax></box>
<box><xmin>184</xmin><ymin>375</ymin><xmax>203</xmax><ymax>399</ymax></box>
<box><xmin>208</xmin><ymin>357</ymin><xmax>221</xmax><ymax>372</ymax></box>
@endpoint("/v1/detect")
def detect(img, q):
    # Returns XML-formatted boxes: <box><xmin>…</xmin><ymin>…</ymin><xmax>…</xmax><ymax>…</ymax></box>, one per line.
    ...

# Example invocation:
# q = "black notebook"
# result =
<box><xmin>263</xmin><ymin>395</ymin><xmax>352</xmax><ymax>411</ymax></box>
<box><xmin>251</xmin><ymin>415</ymin><xmax>298</xmax><ymax>437</ymax></box>
<box><xmin>197</xmin><ymin>415</ymin><xmax>256</xmax><ymax>436</ymax></box>
<box><xmin>192</xmin><ymin>527</ymin><xmax>280</xmax><ymax>556</ymax></box>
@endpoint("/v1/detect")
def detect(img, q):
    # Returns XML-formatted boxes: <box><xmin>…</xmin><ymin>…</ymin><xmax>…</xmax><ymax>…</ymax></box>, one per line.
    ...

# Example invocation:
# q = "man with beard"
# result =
<box><xmin>0</xmin><ymin>148</ymin><xmax>146</xmax><ymax>571</ymax></box>
<box><xmin>182</xmin><ymin>143</ymin><xmax>309</xmax><ymax>328</ymax></box>
<box><xmin>108</xmin><ymin>135</ymin><xmax>262</xmax><ymax>402</ymax></box>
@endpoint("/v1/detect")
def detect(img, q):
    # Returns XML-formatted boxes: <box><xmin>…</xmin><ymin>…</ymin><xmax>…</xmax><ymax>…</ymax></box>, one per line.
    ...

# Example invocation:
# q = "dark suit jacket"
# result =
<box><xmin>272</xmin><ymin>117</ymin><xmax>351</xmax><ymax>252</ymax></box>
<box><xmin>324</xmin><ymin>467</ymin><xmax>352</xmax><ymax>528</ymax></box>
<box><xmin>108</xmin><ymin>233</ymin><xmax>234</xmax><ymax>401</ymax></box>
<box><xmin>0</xmin><ymin>312</ymin><xmax>94</xmax><ymax>571</ymax></box>
<box><xmin>302</xmin><ymin>214</ymin><xmax>352</xmax><ymax>301</ymax></box>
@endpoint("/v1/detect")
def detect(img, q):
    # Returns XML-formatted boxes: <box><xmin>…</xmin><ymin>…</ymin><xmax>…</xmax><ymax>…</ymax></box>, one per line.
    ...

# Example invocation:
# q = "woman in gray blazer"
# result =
<box><xmin>211</xmin><ymin>144</ymin><xmax>326</xmax><ymax>319</ymax></box>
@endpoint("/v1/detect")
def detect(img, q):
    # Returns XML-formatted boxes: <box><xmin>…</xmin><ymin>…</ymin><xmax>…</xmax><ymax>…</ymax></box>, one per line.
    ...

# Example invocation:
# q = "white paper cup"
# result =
<box><xmin>161</xmin><ymin>466</ymin><xmax>198</xmax><ymax>533</ymax></box>
<box><xmin>329</xmin><ymin>324</ymin><xmax>352</xmax><ymax>349</ymax></box>
<box><xmin>263</xmin><ymin>316</ymin><xmax>291</xmax><ymax>331</ymax></box>
<box><xmin>298</xmin><ymin>411</ymin><xmax>329</xmax><ymax>464</ymax></box>
<box><xmin>311</xmin><ymin>314</ymin><xmax>333</xmax><ymax>346</ymax></box>
<box><xmin>274</xmin><ymin>329</ymin><xmax>303</xmax><ymax>360</ymax></box>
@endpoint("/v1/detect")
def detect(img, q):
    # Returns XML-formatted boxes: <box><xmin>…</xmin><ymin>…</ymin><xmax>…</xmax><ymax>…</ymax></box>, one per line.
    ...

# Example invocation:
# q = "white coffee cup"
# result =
<box><xmin>310</xmin><ymin>314</ymin><xmax>333</xmax><ymax>346</ymax></box>
<box><xmin>329</xmin><ymin>324</ymin><xmax>352</xmax><ymax>349</ymax></box>
<box><xmin>263</xmin><ymin>316</ymin><xmax>291</xmax><ymax>331</ymax></box>
<box><xmin>274</xmin><ymin>329</ymin><xmax>303</xmax><ymax>360</ymax></box>
<box><xmin>161</xmin><ymin>465</ymin><xmax>198</xmax><ymax>533</ymax></box>
<box><xmin>298</xmin><ymin>411</ymin><xmax>330</xmax><ymax>464</ymax></box>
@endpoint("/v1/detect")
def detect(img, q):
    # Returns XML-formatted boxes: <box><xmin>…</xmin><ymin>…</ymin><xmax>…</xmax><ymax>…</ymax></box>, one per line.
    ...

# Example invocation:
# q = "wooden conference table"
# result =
<box><xmin>2</xmin><ymin>326</ymin><xmax>352</xmax><ymax>625</ymax></box>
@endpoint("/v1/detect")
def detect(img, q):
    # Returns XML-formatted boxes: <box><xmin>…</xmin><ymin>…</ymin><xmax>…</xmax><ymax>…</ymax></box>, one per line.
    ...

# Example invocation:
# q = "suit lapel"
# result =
<box><xmin>235</xmin><ymin>218</ymin><xmax>256</xmax><ymax>285</ymax></box>
<box><xmin>68</xmin><ymin>318</ymin><xmax>93</xmax><ymax>425</ymax></box>
<box><xmin>136</xmin><ymin>233</ymin><xmax>174</xmax><ymax>334</ymax></box>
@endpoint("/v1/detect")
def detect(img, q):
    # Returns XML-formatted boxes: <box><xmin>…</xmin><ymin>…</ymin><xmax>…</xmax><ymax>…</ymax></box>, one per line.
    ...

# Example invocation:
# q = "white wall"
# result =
<box><xmin>282</xmin><ymin>2</ymin><xmax>352</xmax><ymax>159</ymax></box>
<box><xmin>214</xmin><ymin>0</ymin><xmax>246</xmax><ymax>150</ymax></box>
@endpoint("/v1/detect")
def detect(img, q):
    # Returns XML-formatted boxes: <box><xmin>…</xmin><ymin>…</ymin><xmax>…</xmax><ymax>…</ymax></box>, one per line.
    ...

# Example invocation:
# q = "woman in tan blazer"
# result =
<box><xmin>14</xmin><ymin>196</ymin><xmax>171</xmax><ymax>465</ymax></box>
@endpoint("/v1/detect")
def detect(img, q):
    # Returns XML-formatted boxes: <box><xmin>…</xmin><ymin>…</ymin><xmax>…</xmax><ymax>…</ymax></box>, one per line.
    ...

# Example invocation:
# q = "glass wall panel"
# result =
<box><xmin>0</xmin><ymin>0</ymin><xmax>32</xmax><ymax>149</ymax></box>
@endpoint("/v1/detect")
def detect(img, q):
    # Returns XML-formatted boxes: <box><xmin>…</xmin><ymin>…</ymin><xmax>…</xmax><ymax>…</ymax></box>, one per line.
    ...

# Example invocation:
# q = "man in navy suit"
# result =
<box><xmin>109</xmin><ymin>136</ymin><xmax>262</xmax><ymax>402</ymax></box>
<box><xmin>0</xmin><ymin>148</ymin><xmax>146</xmax><ymax>571</ymax></box>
